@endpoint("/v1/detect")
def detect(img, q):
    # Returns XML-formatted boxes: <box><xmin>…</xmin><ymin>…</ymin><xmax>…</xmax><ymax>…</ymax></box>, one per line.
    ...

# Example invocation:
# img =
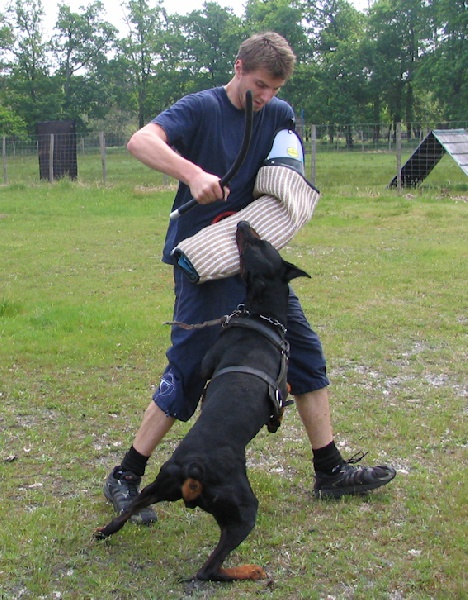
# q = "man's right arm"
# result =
<box><xmin>127</xmin><ymin>123</ymin><xmax>227</xmax><ymax>204</ymax></box>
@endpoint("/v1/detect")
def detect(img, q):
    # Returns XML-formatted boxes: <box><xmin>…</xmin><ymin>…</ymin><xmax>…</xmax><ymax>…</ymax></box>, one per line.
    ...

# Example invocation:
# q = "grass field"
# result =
<box><xmin>0</xmin><ymin>153</ymin><xmax>467</xmax><ymax>599</ymax></box>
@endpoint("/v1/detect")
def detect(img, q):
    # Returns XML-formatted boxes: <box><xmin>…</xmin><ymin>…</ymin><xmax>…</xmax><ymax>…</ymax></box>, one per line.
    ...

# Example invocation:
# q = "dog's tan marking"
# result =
<box><xmin>182</xmin><ymin>478</ymin><xmax>203</xmax><ymax>502</ymax></box>
<box><xmin>219</xmin><ymin>564</ymin><xmax>267</xmax><ymax>580</ymax></box>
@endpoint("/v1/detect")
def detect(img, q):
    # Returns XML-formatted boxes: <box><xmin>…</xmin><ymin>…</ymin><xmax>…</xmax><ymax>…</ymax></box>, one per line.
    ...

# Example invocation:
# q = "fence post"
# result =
<box><xmin>2</xmin><ymin>137</ymin><xmax>7</xmax><ymax>184</ymax></box>
<box><xmin>396</xmin><ymin>122</ymin><xmax>402</xmax><ymax>192</ymax></box>
<box><xmin>310</xmin><ymin>124</ymin><xmax>317</xmax><ymax>184</ymax></box>
<box><xmin>99</xmin><ymin>132</ymin><xmax>107</xmax><ymax>183</ymax></box>
<box><xmin>49</xmin><ymin>134</ymin><xmax>55</xmax><ymax>182</ymax></box>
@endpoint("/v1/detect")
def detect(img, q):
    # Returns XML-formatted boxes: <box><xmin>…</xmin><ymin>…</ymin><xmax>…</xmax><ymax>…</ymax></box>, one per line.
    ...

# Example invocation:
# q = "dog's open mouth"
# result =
<box><xmin>236</xmin><ymin>221</ymin><xmax>260</xmax><ymax>254</ymax></box>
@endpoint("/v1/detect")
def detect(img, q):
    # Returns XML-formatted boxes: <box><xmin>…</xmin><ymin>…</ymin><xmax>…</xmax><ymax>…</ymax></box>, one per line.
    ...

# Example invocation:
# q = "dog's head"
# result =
<box><xmin>236</xmin><ymin>221</ymin><xmax>310</xmax><ymax>318</ymax></box>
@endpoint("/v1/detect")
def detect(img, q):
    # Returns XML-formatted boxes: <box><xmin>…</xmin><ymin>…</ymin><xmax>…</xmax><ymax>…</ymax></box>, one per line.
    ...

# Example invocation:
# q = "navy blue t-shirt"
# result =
<box><xmin>153</xmin><ymin>86</ymin><xmax>294</xmax><ymax>263</ymax></box>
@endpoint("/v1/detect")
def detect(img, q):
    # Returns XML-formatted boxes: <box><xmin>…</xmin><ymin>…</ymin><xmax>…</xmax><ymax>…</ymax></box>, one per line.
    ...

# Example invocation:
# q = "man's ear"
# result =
<box><xmin>283</xmin><ymin>261</ymin><xmax>311</xmax><ymax>283</ymax></box>
<box><xmin>234</xmin><ymin>59</ymin><xmax>243</xmax><ymax>77</ymax></box>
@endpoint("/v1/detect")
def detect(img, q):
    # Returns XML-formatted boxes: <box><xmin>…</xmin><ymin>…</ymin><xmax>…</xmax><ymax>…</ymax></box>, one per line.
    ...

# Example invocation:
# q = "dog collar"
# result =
<box><xmin>223</xmin><ymin>304</ymin><xmax>287</xmax><ymax>336</ymax></box>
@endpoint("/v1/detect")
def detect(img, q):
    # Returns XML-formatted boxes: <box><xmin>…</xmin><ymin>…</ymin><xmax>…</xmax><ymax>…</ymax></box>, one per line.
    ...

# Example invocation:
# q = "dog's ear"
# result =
<box><xmin>283</xmin><ymin>261</ymin><xmax>311</xmax><ymax>283</ymax></box>
<box><xmin>184</xmin><ymin>461</ymin><xmax>204</xmax><ymax>482</ymax></box>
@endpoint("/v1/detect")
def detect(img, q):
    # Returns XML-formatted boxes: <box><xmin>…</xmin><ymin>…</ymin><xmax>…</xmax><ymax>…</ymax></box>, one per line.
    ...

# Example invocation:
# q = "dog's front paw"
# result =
<box><xmin>93</xmin><ymin>527</ymin><xmax>108</xmax><ymax>541</ymax></box>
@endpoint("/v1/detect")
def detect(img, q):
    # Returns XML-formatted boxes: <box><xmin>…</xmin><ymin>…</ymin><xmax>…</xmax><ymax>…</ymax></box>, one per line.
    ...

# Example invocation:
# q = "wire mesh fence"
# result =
<box><xmin>296</xmin><ymin>120</ymin><xmax>468</xmax><ymax>152</ymax></box>
<box><xmin>2</xmin><ymin>120</ymin><xmax>467</xmax><ymax>187</ymax></box>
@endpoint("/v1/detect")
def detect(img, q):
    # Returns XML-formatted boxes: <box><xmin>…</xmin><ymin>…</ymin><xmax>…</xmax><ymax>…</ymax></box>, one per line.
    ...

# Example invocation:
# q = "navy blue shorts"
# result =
<box><xmin>153</xmin><ymin>267</ymin><xmax>329</xmax><ymax>421</ymax></box>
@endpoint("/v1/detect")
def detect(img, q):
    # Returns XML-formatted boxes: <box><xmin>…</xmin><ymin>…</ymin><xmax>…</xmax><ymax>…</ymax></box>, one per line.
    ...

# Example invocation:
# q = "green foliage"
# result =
<box><xmin>366</xmin><ymin>0</ymin><xmax>429</xmax><ymax>127</ymax></box>
<box><xmin>51</xmin><ymin>1</ymin><xmax>117</xmax><ymax>118</ymax></box>
<box><xmin>3</xmin><ymin>0</ymin><xmax>55</xmax><ymax>132</ymax></box>
<box><xmin>87</xmin><ymin>106</ymin><xmax>139</xmax><ymax>137</ymax></box>
<box><xmin>0</xmin><ymin>11</ymin><xmax>14</xmax><ymax>71</ymax></box>
<box><xmin>291</xmin><ymin>1</ymin><xmax>366</xmax><ymax>123</ymax></box>
<box><xmin>118</xmin><ymin>0</ymin><xmax>170</xmax><ymax>126</ymax></box>
<box><xmin>4</xmin><ymin>75</ymin><xmax>64</xmax><ymax>133</ymax></box>
<box><xmin>0</xmin><ymin>104</ymin><xmax>28</xmax><ymax>136</ymax></box>
<box><xmin>244</xmin><ymin>0</ymin><xmax>308</xmax><ymax>56</ymax></box>
<box><xmin>1</xmin><ymin>0</ymin><xmax>467</xmax><ymax>134</ymax></box>
<box><xmin>416</xmin><ymin>0</ymin><xmax>468</xmax><ymax>121</ymax></box>
<box><xmin>167</xmin><ymin>3</ymin><xmax>244</xmax><ymax>93</ymax></box>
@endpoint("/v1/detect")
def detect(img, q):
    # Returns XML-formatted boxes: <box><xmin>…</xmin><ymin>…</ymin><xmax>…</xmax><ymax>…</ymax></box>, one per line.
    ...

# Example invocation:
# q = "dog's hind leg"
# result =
<box><xmin>195</xmin><ymin>507</ymin><xmax>267</xmax><ymax>581</ymax></box>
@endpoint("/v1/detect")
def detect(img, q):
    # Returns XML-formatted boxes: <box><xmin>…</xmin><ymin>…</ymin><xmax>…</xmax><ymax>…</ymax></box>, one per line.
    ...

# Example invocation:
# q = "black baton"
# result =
<box><xmin>169</xmin><ymin>89</ymin><xmax>254</xmax><ymax>220</ymax></box>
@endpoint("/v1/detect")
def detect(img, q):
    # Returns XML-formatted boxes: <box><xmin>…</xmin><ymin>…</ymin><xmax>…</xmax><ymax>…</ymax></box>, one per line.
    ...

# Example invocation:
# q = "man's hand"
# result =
<box><xmin>188</xmin><ymin>170</ymin><xmax>230</xmax><ymax>205</ymax></box>
<box><xmin>127</xmin><ymin>123</ymin><xmax>230</xmax><ymax>208</ymax></box>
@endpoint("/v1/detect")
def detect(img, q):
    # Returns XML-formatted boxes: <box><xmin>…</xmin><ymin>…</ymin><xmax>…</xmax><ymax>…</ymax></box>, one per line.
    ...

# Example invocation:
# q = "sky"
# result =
<box><xmin>40</xmin><ymin>0</ymin><xmax>371</xmax><ymax>35</ymax></box>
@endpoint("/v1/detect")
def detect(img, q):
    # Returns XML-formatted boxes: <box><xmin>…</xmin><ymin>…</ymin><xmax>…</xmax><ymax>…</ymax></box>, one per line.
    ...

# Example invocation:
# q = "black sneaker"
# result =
<box><xmin>103</xmin><ymin>467</ymin><xmax>157</xmax><ymax>524</ymax></box>
<box><xmin>314</xmin><ymin>452</ymin><xmax>397</xmax><ymax>499</ymax></box>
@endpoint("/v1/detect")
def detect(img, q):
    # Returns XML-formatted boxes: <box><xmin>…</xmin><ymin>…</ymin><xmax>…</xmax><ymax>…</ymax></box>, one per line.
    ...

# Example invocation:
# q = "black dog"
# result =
<box><xmin>94</xmin><ymin>221</ymin><xmax>310</xmax><ymax>581</ymax></box>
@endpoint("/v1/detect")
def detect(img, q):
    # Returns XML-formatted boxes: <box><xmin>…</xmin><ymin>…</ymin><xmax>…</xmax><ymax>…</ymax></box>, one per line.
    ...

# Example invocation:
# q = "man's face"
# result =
<box><xmin>235</xmin><ymin>60</ymin><xmax>286</xmax><ymax>112</ymax></box>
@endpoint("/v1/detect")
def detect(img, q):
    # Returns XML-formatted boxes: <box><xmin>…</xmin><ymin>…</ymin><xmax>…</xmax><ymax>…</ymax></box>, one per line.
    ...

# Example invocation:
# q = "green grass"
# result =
<box><xmin>0</xmin><ymin>153</ymin><xmax>467</xmax><ymax>599</ymax></box>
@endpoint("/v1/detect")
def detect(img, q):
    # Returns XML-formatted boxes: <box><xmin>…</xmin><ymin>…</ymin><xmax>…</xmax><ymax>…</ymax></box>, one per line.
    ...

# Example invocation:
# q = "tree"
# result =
<box><xmin>4</xmin><ymin>0</ymin><xmax>61</xmax><ymax>131</ymax></box>
<box><xmin>244</xmin><ymin>0</ymin><xmax>309</xmax><ymax>61</ymax></box>
<box><xmin>0</xmin><ymin>104</ymin><xmax>28</xmax><ymax>136</ymax></box>
<box><xmin>52</xmin><ymin>1</ymin><xmax>117</xmax><ymax>117</ymax></box>
<box><xmin>172</xmin><ymin>2</ymin><xmax>244</xmax><ymax>93</ymax></box>
<box><xmin>0</xmin><ymin>11</ymin><xmax>13</xmax><ymax>74</ymax></box>
<box><xmin>87</xmin><ymin>53</ymin><xmax>140</xmax><ymax>127</ymax></box>
<box><xmin>118</xmin><ymin>0</ymin><xmax>167</xmax><ymax>128</ymax></box>
<box><xmin>417</xmin><ymin>0</ymin><xmax>467</xmax><ymax>122</ymax></box>
<box><xmin>297</xmin><ymin>0</ymin><xmax>369</xmax><ymax>132</ymax></box>
<box><xmin>366</xmin><ymin>0</ymin><xmax>431</xmax><ymax>135</ymax></box>
<box><xmin>0</xmin><ymin>0</ymin><xmax>465</xmax><ymax>135</ymax></box>
<box><xmin>242</xmin><ymin>0</ymin><xmax>316</xmax><ymax>118</ymax></box>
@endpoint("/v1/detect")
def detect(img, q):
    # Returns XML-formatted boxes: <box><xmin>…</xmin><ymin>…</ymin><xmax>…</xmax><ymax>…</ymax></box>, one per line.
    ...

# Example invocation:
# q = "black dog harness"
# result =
<box><xmin>209</xmin><ymin>307</ymin><xmax>292</xmax><ymax>433</ymax></box>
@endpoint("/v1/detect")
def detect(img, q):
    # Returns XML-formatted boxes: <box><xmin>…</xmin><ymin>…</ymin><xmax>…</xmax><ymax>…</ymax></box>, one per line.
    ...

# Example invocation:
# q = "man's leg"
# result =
<box><xmin>103</xmin><ymin>402</ymin><xmax>174</xmax><ymax>524</ymax></box>
<box><xmin>133</xmin><ymin>401</ymin><xmax>175</xmax><ymax>457</ymax></box>
<box><xmin>295</xmin><ymin>388</ymin><xmax>396</xmax><ymax>498</ymax></box>
<box><xmin>295</xmin><ymin>387</ymin><xmax>333</xmax><ymax>450</ymax></box>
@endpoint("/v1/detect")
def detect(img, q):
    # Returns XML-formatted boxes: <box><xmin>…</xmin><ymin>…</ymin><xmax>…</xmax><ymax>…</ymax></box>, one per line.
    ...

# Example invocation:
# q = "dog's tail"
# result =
<box><xmin>182</xmin><ymin>462</ymin><xmax>204</xmax><ymax>504</ymax></box>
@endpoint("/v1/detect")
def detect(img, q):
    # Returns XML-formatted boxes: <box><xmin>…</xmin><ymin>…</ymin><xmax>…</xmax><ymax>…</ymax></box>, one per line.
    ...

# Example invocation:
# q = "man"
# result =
<box><xmin>103</xmin><ymin>32</ymin><xmax>396</xmax><ymax>524</ymax></box>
